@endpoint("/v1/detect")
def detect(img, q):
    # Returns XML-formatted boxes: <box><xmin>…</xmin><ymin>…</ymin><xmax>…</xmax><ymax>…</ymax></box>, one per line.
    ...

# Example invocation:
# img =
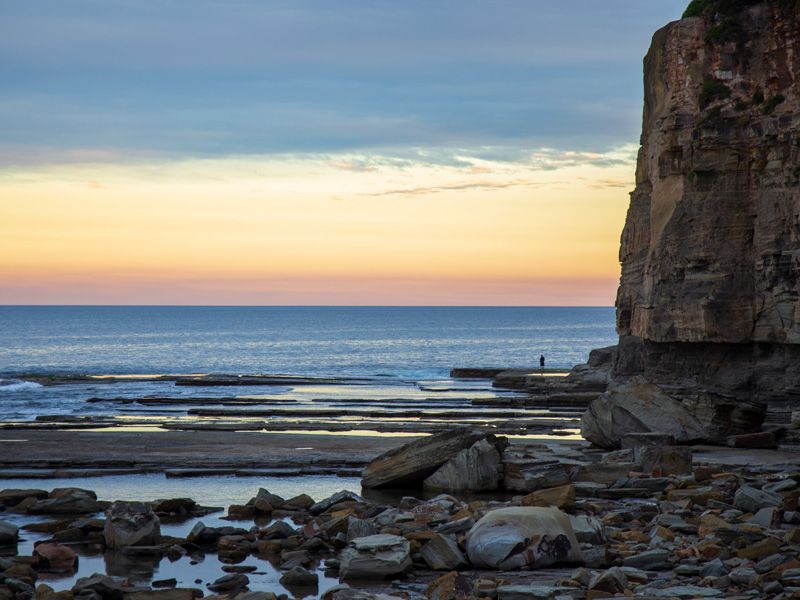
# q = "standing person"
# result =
<box><xmin>539</xmin><ymin>354</ymin><xmax>545</xmax><ymax>374</ymax></box>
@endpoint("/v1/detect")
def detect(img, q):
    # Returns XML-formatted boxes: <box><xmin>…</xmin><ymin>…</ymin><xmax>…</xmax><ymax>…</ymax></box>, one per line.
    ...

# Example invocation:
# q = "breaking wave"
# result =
<box><xmin>0</xmin><ymin>379</ymin><xmax>43</xmax><ymax>392</ymax></box>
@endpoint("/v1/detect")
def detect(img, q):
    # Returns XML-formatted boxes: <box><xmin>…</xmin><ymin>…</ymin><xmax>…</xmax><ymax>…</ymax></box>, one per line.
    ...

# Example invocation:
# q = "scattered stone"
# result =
<box><xmin>635</xmin><ymin>444</ymin><xmax>692</xmax><ymax>475</ymax></box>
<box><xmin>33</xmin><ymin>542</ymin><xmax>78</xmax><ymax>573</ymax></box>
<box><xmin>568</xmin><ymin>514</ymin><xmax>607</xmax><ymax>544</ymax></box>
<box><xmin>589</xmin><ymin>567</ymin><xmax>628</xmax><ymax>595</ymax></box>
<box><xmin>339</xmin><ymin>534</ymin><xmax>411</xmax><ymax>579</ymax></box>
<box><xmin>521</xmin><ymin>484</ymin><xmax>575</xmax><ymax>509</ymax></box>
<box><xmin>72</xmin><ymin>573</ymin><xmax>127</xmax><ymax>600</ymax></box>
<box><xmin>207</xmin><ymin>573</ymin><xmax>249</xmax><ymax>594</ymax></box>
<box><xmin>503</xmin><ymin>461</ymin><xmax>570</xmax><ymax>493</ymax></box>
<box><xmin>310</xmin><ymin>490</ymin><xmax>365</xmax><ymax>515</ymax></box>
<box><xmin>466</xmin><ymin>507</ymin><xmax>582</xmax><ymax>569</ymax></box>
<box><xmin>622</xmin><ymin>548</ymin><xmax>671</xmax><ymax>570</ymax></box>
<box><xmin>726</xmin><ymin>431</ymin><xmax>777</xmax><ymax>448</ymax></box>
<box><xmin>103</xmin><ymin>501</ymin><xmax>161</xmax><ymax>548</ymax></box>
<box><xmin>748</xmin><ymin>506</ymin><xmax>780</xmax><ymax>528</ymax></box>
<box><xmin>420</xmin><ymin>534</ymin><xmax>467</xmax><ymax>570</ymax></box>
<box><xmin>260</xmin><ymin>520</ymin><xmax>295</xmax><ymax>540</ymax></box>
<box><xmin>30</xmin><ymin>489</ymin><xmax>105</xmax><ymax>515</ymax></box>
<box><xmin>426</xmin><ymin>571</ymin><xmax>472</xmax><ymax>600</ymax></box>
<box><xmin>279</xmin><ymin>494</ymin><xmax>314</xmax><ymax>511</ymax></box>
<box><xmin>0</xmin><ymin>520</ymin><xmax>19</xmax><ymax>546</ymax></box>
<box><xmin>278</xmin><ymin>566</ymin><xmax>318</xmax><ymax>588</ymax></box>
<box><xmin>733</xmin><ymin>485</ymin><xmax>783</xmax><ymax>513</ymax></box>
<box><xmin>650</xmin><ymin>585</ymin><xmax>724</xmax><ymax>598</ymax></box>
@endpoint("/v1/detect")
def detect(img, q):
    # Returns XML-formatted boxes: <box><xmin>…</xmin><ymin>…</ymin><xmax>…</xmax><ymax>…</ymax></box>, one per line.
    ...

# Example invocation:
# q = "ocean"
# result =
<box><xmin>0</xmin><ymin>306</ymin><xmax>614</xmax><ymax>377</ymax></box>
<box><xmin>0</xmin><ymin>306</ymin><xmax>616</xmax><ymax>423</ymax></box>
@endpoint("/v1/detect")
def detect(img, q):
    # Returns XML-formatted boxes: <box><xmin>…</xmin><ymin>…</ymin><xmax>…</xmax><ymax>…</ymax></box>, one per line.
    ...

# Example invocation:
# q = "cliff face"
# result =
<box><xmin>615</xmin><ymin>2</ymin><xmax>800</xmax><ymax>403</ymax></box>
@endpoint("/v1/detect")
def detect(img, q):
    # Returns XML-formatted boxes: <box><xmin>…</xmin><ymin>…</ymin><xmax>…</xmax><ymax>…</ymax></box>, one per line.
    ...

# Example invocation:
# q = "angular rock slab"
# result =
<box><xmin>423</xmin><ymin>438</ymin><xmax>503</xmax><ymax>492</ymax></box>
<box><xmin>581</xmin><ymin>378</ymin><xmax>706</xmax><ymax>449</ymax></box>
<box><xmin>420</xmin><ymin>534</ymin><xmax>467</xmax><ymax>570</ymax></box>
<box><xmin>103</xmin><ymin>501</ymin><xmax>161</xmax><ymax>548</ymax></box>
<box><xmin>339</xmin><ymin>534</ymin><xmax>411</xmax><ymax>579</ymax></box>
<box><xmin>361</xmin><ymin>428</ymin><xmax>503</xmax><ymax>488</ymax></box>
<box><xmin>466</xmin><ymin>507</ymin><xmax>582</xmax><ymax>570</ymax></box>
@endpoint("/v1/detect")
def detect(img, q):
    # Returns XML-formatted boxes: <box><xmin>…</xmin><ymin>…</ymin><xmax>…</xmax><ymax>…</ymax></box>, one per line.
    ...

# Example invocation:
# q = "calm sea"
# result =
<box><xmin>0</xmin><ymin>306</ymin><xmax>615</xmax><ymax>378</ymax></box>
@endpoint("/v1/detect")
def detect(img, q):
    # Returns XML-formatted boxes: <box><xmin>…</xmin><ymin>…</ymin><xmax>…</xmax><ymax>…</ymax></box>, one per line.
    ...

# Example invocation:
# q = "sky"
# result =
<box><xmin>0</xmin><ymin>1</ymin><xmax>687</xmax><ymax>306</ymax></box>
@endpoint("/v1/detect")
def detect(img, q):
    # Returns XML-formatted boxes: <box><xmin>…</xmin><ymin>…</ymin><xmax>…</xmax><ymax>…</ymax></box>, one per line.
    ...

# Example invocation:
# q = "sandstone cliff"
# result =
<box><xmin>615</xmin><ymin>1</ymin><xmax>800</xmax><ymax>405</ymax></box>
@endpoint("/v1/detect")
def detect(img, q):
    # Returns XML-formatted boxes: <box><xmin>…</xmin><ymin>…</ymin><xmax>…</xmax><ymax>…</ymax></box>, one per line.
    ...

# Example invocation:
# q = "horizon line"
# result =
<box><xmin>0</xmin><ymin>304</ymin><xmax>616</xmax><ymax>309</ymax></box>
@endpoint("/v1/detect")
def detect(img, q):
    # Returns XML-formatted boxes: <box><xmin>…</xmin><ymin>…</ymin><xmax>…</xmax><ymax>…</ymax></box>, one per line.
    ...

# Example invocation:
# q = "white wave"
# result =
<box><xmin>0</xmin><ymin>379</ymin><xmax>44</xmax><ymax>392</ymax></box>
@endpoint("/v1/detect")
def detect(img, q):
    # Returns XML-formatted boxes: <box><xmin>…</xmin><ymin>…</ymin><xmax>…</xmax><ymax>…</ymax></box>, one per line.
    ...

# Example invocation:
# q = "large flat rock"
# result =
<box><xmin>361</xmin><ymin>428</ymin><xmax>499</xmax><ymax>489</ymax></box>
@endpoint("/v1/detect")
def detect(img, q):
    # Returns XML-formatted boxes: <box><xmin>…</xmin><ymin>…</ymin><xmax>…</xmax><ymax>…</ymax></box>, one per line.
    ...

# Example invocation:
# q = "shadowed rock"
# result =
<box><xmin>361</xmin><ymin>428</ymin><xmax>500</xmax><ymax>489</ymax></box>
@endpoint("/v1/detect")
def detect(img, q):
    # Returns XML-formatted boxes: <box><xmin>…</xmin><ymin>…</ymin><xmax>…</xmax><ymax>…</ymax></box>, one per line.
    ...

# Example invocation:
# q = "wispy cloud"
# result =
<box><xmin>366</xmin><ymin>179</ymin><xmax>541</xmax><ymax>197</ymax></box>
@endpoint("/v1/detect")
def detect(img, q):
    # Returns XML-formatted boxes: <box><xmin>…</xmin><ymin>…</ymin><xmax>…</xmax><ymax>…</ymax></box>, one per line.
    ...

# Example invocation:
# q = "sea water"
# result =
<box><xmin>0</xmin><ymin>306</ymin><xmax>614</xmax><ymax>376</ymax></box>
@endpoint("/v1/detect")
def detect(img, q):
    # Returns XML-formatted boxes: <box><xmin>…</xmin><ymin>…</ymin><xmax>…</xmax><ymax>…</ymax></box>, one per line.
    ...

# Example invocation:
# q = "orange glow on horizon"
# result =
<box><xmin>0</xmin><ymin>151</ymin><xmax>632</xmax><ymax>305</ymax></box>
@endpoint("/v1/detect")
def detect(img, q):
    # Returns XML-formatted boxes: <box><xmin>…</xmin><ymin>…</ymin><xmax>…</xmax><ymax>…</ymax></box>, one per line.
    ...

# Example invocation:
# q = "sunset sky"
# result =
<box><xmin>1</xmin><ymin>1</ymin><xmax>686</xmax><ymax>305</ymax></box>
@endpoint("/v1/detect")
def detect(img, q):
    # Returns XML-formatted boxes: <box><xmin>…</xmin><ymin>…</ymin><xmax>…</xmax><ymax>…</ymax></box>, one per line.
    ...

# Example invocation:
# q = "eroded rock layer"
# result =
<box><xmin>616</xmin><ymin>2</ymin><xmax>800</xmax><ymax>404</ymax></box>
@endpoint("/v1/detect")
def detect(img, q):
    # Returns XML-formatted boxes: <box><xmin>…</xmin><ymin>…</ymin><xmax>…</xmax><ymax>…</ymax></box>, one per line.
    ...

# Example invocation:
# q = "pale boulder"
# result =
<box><xmin>466</xmin><ymin>507</ymin><xmax>582</xmax><ymax>570</ymax></box>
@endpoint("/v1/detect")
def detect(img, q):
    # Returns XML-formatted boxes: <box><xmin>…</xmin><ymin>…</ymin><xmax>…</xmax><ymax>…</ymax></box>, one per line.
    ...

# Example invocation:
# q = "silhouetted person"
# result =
<box><xmin>539</xmin><ymin>354</ymin><xmax>545</xmax><ymax>374</ymax></box>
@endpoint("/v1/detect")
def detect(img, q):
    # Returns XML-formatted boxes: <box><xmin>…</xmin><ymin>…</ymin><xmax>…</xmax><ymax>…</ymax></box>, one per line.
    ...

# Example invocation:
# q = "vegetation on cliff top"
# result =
<box><xmin>683</xmin><ymin>0</ymin><xmax>798</xmax><ymax>18</ymax></box>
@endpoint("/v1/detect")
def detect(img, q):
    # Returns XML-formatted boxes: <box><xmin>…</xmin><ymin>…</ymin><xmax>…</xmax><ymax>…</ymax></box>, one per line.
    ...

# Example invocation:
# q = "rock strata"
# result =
<box><xmin>614</xmin><ymin>0</ymin><xmax>800</xmax><ymax>412</ymax></box>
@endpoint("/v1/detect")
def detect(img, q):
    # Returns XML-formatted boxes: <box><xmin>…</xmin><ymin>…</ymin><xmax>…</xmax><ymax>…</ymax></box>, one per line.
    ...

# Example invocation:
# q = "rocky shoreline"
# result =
<box><xmin>1</xmin><ymin>426</ymin><xmax>799</xmax><ymax>600</ymax></box>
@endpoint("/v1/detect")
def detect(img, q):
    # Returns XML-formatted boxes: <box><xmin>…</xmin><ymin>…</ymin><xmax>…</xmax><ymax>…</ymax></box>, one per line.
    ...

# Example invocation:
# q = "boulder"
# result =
<box><xmin>339</xmin><ymin>534</ymin><xmax>411</xmax><ymax>579</ymax></box>
<box><xmin>33</xmin><ymin>543</ymin><xmax>78</xmax><ymax>573</ymax></box>
<box><xmin>103</xmin><ymin>501</ymin><xmax>161</xmax><ymax>548</ymax></box>
<box><xmin>420</xmin><ymin>534</ymin><xmax>467</xmax><ymax>571</ymax></box>
<box><xmin>423</xmin><ymin>439</ymin><xmax>503</xmax><ymax>492</ymax></box>
<box><xmin>465</xmin><ymin>507</ymin><xmax>582</xmax><ymax>570</ymax></box>
<box><xmin>0</xmin><ymin>520</ymin><xmax>19</xmax><ymax>546</ymax></box>
<box><xmin>362</xmin><ymin>428</ymin><xmax>505</xmax><ymax>489</ymax></box>
<box><xmin>581</xmin><ymin>378</ymin><xmax>707</xmax><ymax>449</ymax></box>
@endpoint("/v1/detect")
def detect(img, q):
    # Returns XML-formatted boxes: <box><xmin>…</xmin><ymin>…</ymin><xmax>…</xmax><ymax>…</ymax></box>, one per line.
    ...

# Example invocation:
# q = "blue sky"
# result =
<box><xmin>1</xmin><ymin>1</ymin><xmax>687</xmax><ymax>163</ymax></box>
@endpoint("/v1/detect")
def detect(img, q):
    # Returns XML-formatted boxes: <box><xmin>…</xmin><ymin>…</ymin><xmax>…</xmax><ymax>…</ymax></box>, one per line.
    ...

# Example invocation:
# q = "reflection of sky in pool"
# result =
<box><xmin>1</xmin><ymin>474</ymin><xmax>361</xmax><ymax>598</ymax></box>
